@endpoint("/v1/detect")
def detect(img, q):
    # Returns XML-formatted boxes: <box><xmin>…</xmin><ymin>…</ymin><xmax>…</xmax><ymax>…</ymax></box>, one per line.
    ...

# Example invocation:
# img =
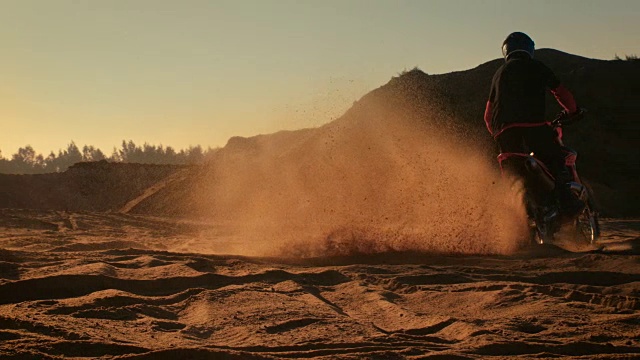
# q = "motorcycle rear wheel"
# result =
<box><xmin>573</xmin><ymin>203</ymin><xmax>599</xmax><ymax>244</ymax></box>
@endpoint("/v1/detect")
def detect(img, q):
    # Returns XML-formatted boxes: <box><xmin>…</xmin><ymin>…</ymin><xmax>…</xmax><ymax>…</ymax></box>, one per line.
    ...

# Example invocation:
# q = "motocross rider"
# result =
<box><xmin>484</xmin><ymin>31</ymin><xmax>584</xmax><ymax>219</ymax></box>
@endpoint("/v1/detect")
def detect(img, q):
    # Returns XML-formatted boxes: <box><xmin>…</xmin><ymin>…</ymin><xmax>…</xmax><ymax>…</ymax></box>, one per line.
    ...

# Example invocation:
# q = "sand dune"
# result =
<box><xmin>1</xmin><ymin>210</ymin><xmax>639</xmax><ymax>359</ymax></box>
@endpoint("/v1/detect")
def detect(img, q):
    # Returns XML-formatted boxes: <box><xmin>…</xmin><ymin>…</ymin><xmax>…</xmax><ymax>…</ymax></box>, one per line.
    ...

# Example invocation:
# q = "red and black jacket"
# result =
<box><xmin>484</xmin><ymin>54</ymin><xmax>577</xmax><ymax>138</ymax></box>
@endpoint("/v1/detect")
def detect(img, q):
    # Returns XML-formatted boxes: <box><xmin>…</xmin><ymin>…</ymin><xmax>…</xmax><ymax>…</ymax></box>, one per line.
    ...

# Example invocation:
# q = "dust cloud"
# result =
<box><xmin>196</xmin><ymin>100</ymin><xmax>529</xmax><ymax>257</ymax></box>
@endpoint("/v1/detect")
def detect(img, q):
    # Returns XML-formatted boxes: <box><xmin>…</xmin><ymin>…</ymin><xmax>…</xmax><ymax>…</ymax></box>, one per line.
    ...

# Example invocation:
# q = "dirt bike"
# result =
<box><xmin>497</xmin><ymin>109</ymin><xmax>600</xmax><ymax>245</ymax></box>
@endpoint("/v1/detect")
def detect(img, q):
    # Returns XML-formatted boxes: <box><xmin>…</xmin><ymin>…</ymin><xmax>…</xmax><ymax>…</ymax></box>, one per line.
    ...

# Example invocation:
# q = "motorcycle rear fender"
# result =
<box><xmin>524</xmin><ymin>157</ymin><xmax>555</xmax><ymax>192</ymax></box>
<box><xmin>497</xmin><ymin>152</ymin><xmax>556</xmax><ymax>193</ymax></box>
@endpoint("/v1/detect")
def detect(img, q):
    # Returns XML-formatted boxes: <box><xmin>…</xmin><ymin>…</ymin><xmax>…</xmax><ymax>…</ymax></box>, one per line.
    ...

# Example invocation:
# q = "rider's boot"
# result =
<box><xmin>535</xmin><ymin>193</ymin><xmax>560</xmax><ymax>243</ymax></box>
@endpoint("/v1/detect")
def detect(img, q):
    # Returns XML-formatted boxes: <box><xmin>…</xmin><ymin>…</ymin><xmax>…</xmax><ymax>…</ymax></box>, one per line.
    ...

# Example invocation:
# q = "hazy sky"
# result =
<box><xmin>1</xmin><ymin>0</ymin><xmax>638</xmax><ymax>156</ymax></box>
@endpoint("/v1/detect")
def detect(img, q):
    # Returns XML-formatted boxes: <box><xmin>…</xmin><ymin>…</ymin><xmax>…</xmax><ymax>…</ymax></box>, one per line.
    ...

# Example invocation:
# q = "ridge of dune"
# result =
<box><xmin>119</xmin><ymin>168</ymin><xmax>193</xmax><ymax>214</ymax></box>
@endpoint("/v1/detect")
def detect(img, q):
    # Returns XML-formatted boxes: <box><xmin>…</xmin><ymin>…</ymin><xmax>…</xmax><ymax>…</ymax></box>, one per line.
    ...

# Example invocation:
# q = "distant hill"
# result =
<box><xmin>0</xmin><ymin>162</ymin><xmax>191</xmax><ymax>212</ymax></box>
<box><xmin>1</xmin><ymin>49</ymin><xmax>638</xmax><ymax>217</ymax></box>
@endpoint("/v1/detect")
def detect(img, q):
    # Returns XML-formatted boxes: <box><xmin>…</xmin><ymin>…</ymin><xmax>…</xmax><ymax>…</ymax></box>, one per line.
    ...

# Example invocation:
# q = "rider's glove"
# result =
<box><xmin>562</xmin><ymin>107</ymin><xmax>586</xmax><ymax>125</ymax></box>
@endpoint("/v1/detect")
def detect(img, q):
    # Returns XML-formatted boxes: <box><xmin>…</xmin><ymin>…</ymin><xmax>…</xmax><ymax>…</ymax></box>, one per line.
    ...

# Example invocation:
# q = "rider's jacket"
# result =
<box><xmin>484</xmin><ymin>53</ymin><xmax>576</xmax><ymax>138</ymax></box>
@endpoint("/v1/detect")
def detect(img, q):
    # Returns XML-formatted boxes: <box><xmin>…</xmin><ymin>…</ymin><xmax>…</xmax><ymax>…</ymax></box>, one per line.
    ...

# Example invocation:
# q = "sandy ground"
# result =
<box><xmin>0</xmin><ymin>209</ymin><xmax>639</xmax><ymax>359</ymax></box>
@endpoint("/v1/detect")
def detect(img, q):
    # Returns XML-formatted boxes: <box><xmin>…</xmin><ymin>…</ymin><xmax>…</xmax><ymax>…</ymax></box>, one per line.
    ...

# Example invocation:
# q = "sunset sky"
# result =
<box><xmin>1</xmin><ymin>0</ymin><xmax>638</xmax><ymax>156</ymax></box>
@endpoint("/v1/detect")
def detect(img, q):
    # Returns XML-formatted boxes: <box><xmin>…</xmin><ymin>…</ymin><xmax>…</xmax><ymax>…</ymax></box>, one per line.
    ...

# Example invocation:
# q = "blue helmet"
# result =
<box><xmin>502</xmin><ymin>32</ymin><xmax>535</xmax><ymax>60</ymax></box>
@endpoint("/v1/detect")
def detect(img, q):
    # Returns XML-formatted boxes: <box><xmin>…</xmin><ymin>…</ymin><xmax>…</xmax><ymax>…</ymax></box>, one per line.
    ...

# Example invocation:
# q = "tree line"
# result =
<box><xmin>0</xmin><ymin>140</ymin><xmax>217</xmax><ymax>174</ymax></box>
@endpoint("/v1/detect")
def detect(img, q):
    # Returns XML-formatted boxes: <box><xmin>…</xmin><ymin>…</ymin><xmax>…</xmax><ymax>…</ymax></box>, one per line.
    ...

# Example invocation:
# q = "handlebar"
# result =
<box><xmin>551</xmin><ymin>108</ymin><xmax>587</xmax><ymax>128</ymax></box>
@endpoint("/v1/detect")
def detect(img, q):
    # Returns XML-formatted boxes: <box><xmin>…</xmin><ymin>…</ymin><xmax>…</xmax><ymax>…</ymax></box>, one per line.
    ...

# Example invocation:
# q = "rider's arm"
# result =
<box><xmin>484</xmin><ymin>100</ymin><xmax>493</xmax><ymax>135</ymax></box>
<box><xmin>540</xmin><ymin>61</ymin><xmax>578</xmax><ymax>114</ymax></box>
<box><xmin>550</xmin><ymin>84</ymin><xmax>578</xmax><ymax>114</ymax></box>
<box><xmin>484</xmin><ymin>76</ymin><xmax>497</xmax><ymax>135</ymax></box>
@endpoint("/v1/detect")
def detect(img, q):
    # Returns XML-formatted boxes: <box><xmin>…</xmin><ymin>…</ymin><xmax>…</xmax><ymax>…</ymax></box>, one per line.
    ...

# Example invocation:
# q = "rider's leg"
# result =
<box><xmin>526</xmin><ymin>127</ymin><xmax>584</xmax><ymax>218</ymax></box>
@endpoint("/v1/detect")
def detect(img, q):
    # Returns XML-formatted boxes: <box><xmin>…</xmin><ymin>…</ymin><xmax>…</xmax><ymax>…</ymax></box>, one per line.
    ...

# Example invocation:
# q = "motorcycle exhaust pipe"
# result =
<box><xmin>524</xmin><ymin>157</ymin><xmax>555</xmax><ymax>192</ymax></box>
